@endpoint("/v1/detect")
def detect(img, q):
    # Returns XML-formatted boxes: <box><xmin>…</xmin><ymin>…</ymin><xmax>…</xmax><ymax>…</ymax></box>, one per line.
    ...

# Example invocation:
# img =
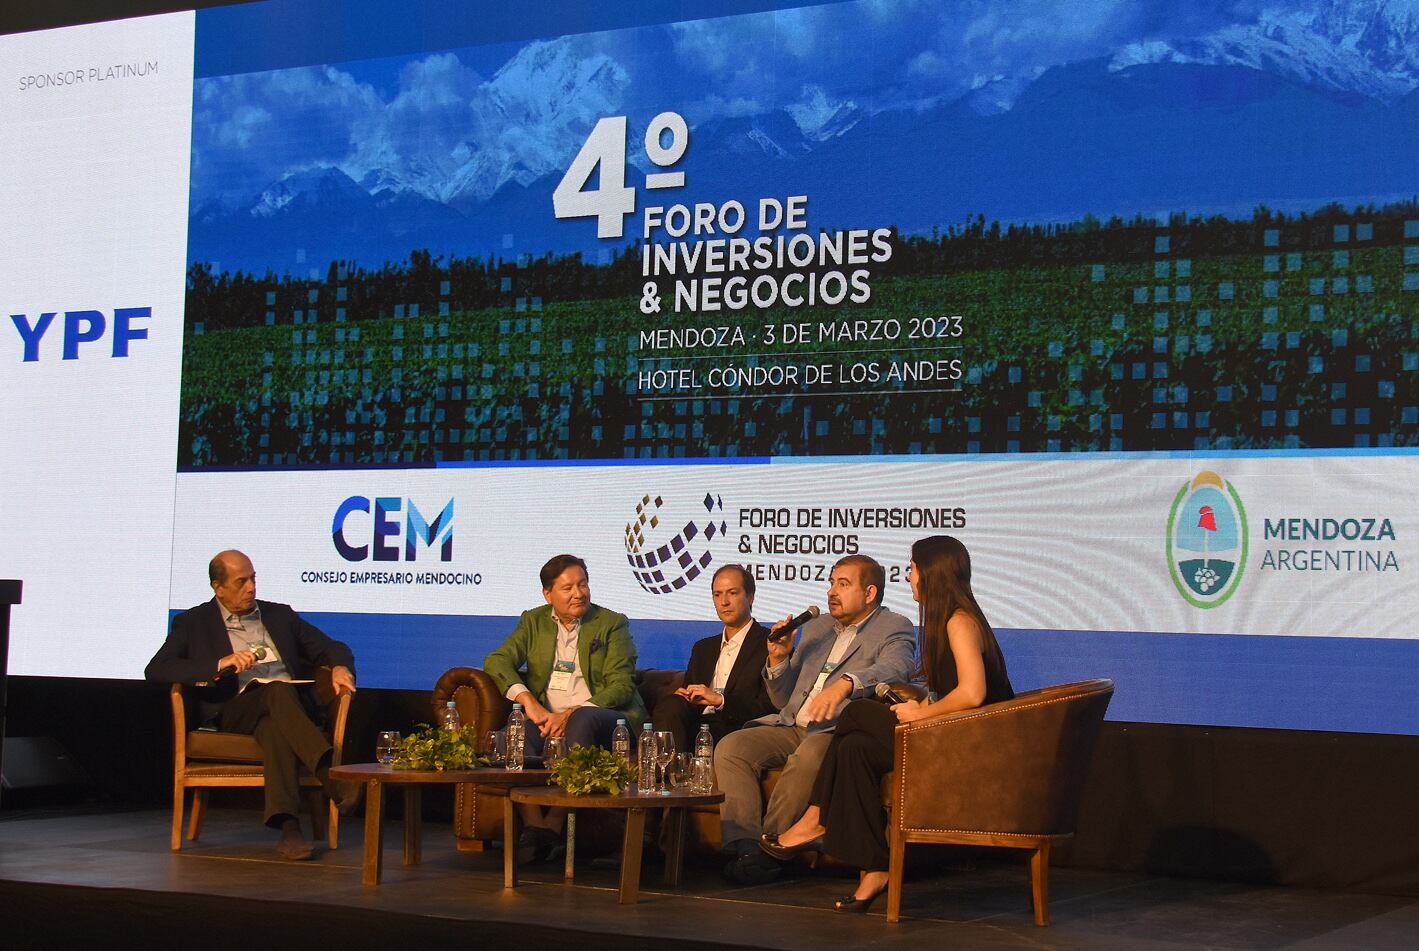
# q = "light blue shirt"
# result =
<box><xmin>221</xmin><ymin>602</ymin><xmax>292</xmax><ymax>690</ymax></box>
<box><xmin>765</xmin><ymin>607</ymin><xmax>878</xmax><ymax>703</ymax></box>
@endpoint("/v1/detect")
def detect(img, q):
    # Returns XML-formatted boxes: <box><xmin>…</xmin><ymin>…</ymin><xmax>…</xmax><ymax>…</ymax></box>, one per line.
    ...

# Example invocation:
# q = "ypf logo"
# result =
<box><xmin>1166</xmin><ymin>471</ymin><xmax>1248</xmax><ymax>609</ymax></box>
<box><xmin>332</xmin><ymin>496</ymin><xmax>454</xmax><ymax>562</ymax></box>
<box><xmin>10</xmin><ymin>308</ymin><xmax>151</xmax><ymax>361</ymax></box>
<box><xmin>624</xmin><ymin>492</ymin><xmax>726</xmax><ymax>594</ymax></box>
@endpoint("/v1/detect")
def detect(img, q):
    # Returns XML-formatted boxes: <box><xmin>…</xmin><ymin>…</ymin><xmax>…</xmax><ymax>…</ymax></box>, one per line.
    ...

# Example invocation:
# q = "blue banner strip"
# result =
<box><xmin>174</xmin><ymin>445</ymin><xmax>1417</xmax><ymax>475</ymax></box>
<box><xmin>774</xmin><ymin>447</ymin><xmax>1419</xmax><ymax>465</ymax></box>
<box><xmin>194</xmin><ymin>0</ymin><xmax>846</xmax><ymax>78</ymax></box>
<box><xmin>167</xmin><ymin>609</ymin><xmax>1419</xmax><ymax>735</ymax></box>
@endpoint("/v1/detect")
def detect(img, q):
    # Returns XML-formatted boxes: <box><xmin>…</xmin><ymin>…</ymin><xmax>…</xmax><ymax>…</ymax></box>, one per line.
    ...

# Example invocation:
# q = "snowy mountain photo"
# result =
<box><xmin>188</xmin><ymin>0</ymin><xmax>1419</xmax><ymax>274</ymax></box>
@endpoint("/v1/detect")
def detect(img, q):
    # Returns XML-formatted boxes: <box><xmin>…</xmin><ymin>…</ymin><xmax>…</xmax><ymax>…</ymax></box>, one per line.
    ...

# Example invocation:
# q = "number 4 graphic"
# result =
<box><xmin>553</xmin><ymin>116</ymin><xmax>635</xmax><ymax>238</ymax></box>
<box><xmin>554</xmin><ymin>113</ymin><xmax>689</xmax><ymax>239</ymax></box>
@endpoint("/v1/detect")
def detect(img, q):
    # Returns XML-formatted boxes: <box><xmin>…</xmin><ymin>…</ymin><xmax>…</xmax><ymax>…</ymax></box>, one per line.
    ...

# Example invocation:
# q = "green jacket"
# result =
<box><xmin>483</xmin><ymin>603</ymin><xmax>648</xmax><ymax>732</ymax></box>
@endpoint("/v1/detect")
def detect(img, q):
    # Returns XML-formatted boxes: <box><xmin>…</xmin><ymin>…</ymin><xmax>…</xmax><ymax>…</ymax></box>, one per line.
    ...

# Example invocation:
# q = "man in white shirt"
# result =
<box><xmin>713</xmin><ymin>554</ymin><xmax>917</xmax><ymax>884</ymax></box>
<box><xmin>653</xmin><ymin>564</ymin><xmax>776</xmax><ymax>751</ymax></box>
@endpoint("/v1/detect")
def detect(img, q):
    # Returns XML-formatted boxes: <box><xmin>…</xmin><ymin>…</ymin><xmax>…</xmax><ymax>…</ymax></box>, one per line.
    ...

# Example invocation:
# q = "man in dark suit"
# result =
<box><xmin>145</xmin><ymin>549</ymin><xmax>359</xmax><ymax>860</ymax></box>
<box><xmin>653</xmin><ymin>563</ymin><xmax>776</xmax><ymax>752</ymax></box>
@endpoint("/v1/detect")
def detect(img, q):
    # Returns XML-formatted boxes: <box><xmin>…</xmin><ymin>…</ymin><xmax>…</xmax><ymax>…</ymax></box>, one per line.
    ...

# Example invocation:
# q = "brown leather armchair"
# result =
<box><xmin>168</xmin><ymin>669</ymin><xmax>352</xmax><ymax>851</ymax></box>
<box><xmin>885</xmin><ymin>678</ymin><xmax>1114</xmax><ymax>925</ymax></box>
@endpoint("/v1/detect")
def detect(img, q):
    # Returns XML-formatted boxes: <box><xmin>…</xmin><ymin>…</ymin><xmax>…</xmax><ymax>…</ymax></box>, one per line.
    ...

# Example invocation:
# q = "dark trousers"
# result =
<box><xmin>522</xmin><ymin>705</ymin><xmax>623</xmax><ymax>756</ymax></box>
<box><xmin>651</xmin><ymin>693</ymin><xmax>740</xmax><ymax>752</ymax></box>
<box><xmin>810</xmin><ymin>698</ymin><xmax>896</xmax><ymax>872</ymax></box>
<box><xmin>219</xmin><ymin>681</ymin><xmax>332</xmax><ymax>825</ymax></box>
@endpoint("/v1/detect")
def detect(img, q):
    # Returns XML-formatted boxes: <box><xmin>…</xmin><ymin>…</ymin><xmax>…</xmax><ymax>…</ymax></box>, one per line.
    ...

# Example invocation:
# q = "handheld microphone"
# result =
<box><xmin>875</xmin><ymin>682</ymin><xmax>908</xmax><ymax>704</ymax></box>
<box><xmin>767</xmin><ymin>605</ymin><xmax>820</xmax><ymax>642</ymax></box>
<box><xmin>215</xmin><ymin>645</ymin><xmax>268</xmax><ymax>679</ymax></box>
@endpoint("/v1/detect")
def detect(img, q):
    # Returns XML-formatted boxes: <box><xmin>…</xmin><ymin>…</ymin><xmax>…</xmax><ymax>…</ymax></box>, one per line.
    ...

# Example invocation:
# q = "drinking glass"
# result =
<box><xmin>481</xmin><ymin>729</ymin><xmax>506</xmax><ymax>766</ymax></box>
<box><xmin>543</xmin><ymin>735</ymin><xmax>566</xmax><ymax>770</ymax></box>
<box><xmin>654</xmin><ymin>730</ymin><xmax>675</xmax><ymax>794</ymax></box>
<box><xmin>669</xmin><ymin>752</ymin><xmax>691</xmax><ymax>789</ymax></box>
<box><xmin>691</xmin><ymin>755</ymin><xmax>714</xmax><ymax>793</ymax></box>
<box><xmin>375</xmin><ymin>730</ymin><xmax>400</xmax><ymax>766</ymax></box>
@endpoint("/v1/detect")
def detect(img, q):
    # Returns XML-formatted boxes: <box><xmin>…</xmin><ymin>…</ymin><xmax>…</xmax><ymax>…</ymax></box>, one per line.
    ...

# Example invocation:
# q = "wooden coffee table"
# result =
<box><xmin>330</xmin><ymin>763</ymin><xmax>550</xmax><ymax>885</ymax></box>
<box><xmin>505</xmin><ymin>785</ymin><xmax>723</xmax><ymax>904</ymax></box>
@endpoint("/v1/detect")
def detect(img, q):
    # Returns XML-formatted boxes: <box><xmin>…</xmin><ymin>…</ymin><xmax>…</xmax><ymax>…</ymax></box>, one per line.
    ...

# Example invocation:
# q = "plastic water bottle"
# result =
<box><xmin>506</xmin><ymin>703</ymin><xmax>526</xmax><ymax>771</ymax></box>
<box><xmin>637</xmin><ymin>721</ymin><xmax>656</xmax><ymax>795</ymax></box>
<box><xmin>693</xmin><ymin>724</ymin><xmax>715</xmax><ymax>793</ymax></box>
<box><xmin>694</xmin><ymin>723</ymin><xmax>714</xmax><ymax>760</ymax></box>
<box><xmin>612</xmin><ymin>718</ymin><xmax>633</xmax><ymax>769</ymax></box>
<box><xmin>439</xmin><ymin>700</ymin><xmax>461</xmax><ymax>732</ymax></box>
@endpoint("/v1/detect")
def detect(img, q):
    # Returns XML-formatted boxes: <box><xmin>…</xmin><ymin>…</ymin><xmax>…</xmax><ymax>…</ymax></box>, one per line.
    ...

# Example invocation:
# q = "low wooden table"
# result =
<box><xmin>330</xmin><ymin>763</ymin><xmax>551</xmax><ymax>885</ymax></box>
<box><xmin>505</xmin><ymin>785</ymin><xmax>723</xmax><ymax>904</ymax></box>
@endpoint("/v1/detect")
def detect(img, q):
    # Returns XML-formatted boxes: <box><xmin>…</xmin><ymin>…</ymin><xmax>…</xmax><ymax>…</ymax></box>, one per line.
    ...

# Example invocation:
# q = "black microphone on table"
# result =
<box><xmin>767</xmin><ymin>605</ymin><xmax>820</xmax><ymax>642</ymax></box>
<box><xmin>215</xmin><ymin>645</ymin><xmax>268</xmax><ymax>679</ymax></box>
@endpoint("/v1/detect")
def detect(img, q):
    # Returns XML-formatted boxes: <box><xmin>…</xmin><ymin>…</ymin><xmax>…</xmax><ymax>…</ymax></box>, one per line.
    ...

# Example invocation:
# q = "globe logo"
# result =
<box><xmin>624</xmin><ymin>491</ymin><xmax>726</xmax><ymax>594</ymax></box>
<box><xmin>1166</xmin><ymin>471</ymin><xmax>1248</xmax><ymax>609</ymax></box>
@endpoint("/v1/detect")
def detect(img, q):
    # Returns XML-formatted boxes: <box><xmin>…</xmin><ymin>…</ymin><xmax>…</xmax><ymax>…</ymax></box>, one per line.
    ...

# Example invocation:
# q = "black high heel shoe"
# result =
<box><xmin>759</xmin><ymin>831</ymin><xmax>825</xmax><ymax>861</ymax></box>
<box><xmin>834</xmin><ymin>887</ymin><xmax>884</xmax><ymax>914</ymax></box>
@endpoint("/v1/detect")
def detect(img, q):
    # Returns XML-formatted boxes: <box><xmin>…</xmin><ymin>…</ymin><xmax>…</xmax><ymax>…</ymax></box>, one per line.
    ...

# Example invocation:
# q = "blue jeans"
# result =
<box><xmin>523</xmin><ymin>705</ymin><xmax>622</xmax><ymax>756</ymax></box>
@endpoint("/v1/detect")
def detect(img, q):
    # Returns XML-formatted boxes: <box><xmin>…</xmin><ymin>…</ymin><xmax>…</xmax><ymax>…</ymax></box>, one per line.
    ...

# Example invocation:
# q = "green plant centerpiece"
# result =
<box><xmin>389</xmin><ymin>724</ymin><xmax>488</xmax><ymax>771</ymax></box>
<box><xmin>549</xmin><ymin>743</ymin><xmax>634</xmax><ymax>795</ymax></box>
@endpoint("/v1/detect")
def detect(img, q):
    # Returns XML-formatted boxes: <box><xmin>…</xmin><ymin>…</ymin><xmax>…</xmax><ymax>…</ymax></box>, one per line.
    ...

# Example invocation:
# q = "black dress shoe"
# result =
<box><xmin>329</xmin><ymin>779</ymin><xmax>364</xmax><ymax>815</ymax></box>
<box><xmin>834</xmin><ymin>888</ymin><xmax>884</xmax><ymax>914</ymax></box>
<box><xmin>723</xmin><ymin>850</ymin><xmax>783</xmax><ymax>885</ymax></box>
<box><xmin>759</xmin><ymin>831</ymin><xmax>825</xmax><ymax>861</ymax></box>
<box><xmin>516</xmin><ymin>826</ymin><xmax>560</xmax><ymax>864</ymax></box>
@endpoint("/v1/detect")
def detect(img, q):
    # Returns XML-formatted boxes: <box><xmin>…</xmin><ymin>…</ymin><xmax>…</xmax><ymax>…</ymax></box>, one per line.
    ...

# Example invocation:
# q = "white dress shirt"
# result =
<box><xmin>702</xmin><ymin>620</ymin><xmax>751</xmax><ymax>713</ymax></box>
<box><xmin>793</xmin><ymin>619</ymin><xmax>862</xmax><ymax>728</ymax></box>
<box><xmin>504</xmin><ymin>614</ymin><xmax>594</xmax><ymax>712</ymax></box>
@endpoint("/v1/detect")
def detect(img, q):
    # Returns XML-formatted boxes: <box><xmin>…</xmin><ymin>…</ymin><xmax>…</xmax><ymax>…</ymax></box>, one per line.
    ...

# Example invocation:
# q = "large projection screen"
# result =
<box><xmin>2</xmin><ymin>0</ymin><xmax>1416</xmax><ymax>735</ymax></box>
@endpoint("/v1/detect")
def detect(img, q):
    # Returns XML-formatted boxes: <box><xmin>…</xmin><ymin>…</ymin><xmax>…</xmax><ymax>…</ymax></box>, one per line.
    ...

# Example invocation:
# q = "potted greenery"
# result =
<box><xmin>389</xmin><ymin>724</ymin><xmax>488</xmax><ymax>771</ymax></box>
<box><xmin>549</xmin><ymin>744</ymin><xmax>635</xmax><ymax>795</ymax></box>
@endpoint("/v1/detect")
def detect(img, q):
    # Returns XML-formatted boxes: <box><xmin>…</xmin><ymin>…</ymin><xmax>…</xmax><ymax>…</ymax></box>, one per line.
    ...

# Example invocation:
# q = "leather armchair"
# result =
<box><xmin>886</xmin><ymin>678</ymin><xmax>1114</xmax><ymax>924</ymax></box>
<box><xmin>431</xmin><ymin>666</ymin><xmax>514</xmax><ymax>849</ymax></box>
<box><xmin>168</xmin><ymin>669</ymin><xmax>351</xmax><ymax>851</ymax></box>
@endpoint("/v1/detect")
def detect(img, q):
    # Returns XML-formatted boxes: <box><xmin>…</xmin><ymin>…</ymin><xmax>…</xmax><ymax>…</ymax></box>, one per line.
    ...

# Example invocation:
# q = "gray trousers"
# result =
<box><xmin>219</xmin><ymin>681</ymin><xmax>332</xmax><ymax>825</ymax></box>
<box><xmin>713</xmin><ymin>724</ymin><xmax>834</xmax><ymax>849</ymax></box>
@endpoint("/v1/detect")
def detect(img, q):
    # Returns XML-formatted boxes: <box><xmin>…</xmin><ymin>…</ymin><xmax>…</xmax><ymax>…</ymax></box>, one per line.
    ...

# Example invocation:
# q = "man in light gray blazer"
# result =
<box><xmin>715</xmin><ymin>554</ymin><xmax>917</xmax><ymax>884</ymax></box>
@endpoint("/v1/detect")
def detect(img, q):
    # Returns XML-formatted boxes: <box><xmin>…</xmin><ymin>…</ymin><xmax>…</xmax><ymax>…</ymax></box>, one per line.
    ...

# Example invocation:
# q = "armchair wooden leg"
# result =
<box><xmin>171</xmin><ymin>784</ymin><xmax>186</xmax><ymax>851</ymax></box>
<box><xmin>1030</xmin><ymin>843</ymin><xmax>1051</xmax><ymax>927</ymax></box>
<box><xmin>187</xmin><ymin>789</ymin><xmax>208</xmax><ymax>842</ymax></box>
<box><xmin>328</xmin><ymin>801</ymin><xmax>339</xmax><ymax>850</ymax></box>
<box><xmin>886</xmin><ymin>831</ymin><xmax>907</xmax><ymax>923</ymax></box>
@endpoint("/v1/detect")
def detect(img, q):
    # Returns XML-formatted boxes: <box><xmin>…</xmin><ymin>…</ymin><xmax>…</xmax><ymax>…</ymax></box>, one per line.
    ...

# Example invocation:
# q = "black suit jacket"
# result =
<box><xmin>683</xmin><ymin>620</ymin><xmax>776</xmax><ymax>727</ymax></box>
<box><xmin>145</xmin><ymin>598</ymin><xmax>355</xmax><ymax>713</ymax></box>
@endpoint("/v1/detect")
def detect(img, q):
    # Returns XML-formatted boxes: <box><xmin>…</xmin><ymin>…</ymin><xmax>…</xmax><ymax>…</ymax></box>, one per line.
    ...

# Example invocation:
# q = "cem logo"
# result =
<box><xmin>332</xmin><ymin>496</ymin><xmax>454</xmax><ymax>562</ymax></box>
<box><xmin>624</xmin><ymin>491</ymin><xmax>726</xmax><ymax>594</ymax></box>
<box><xmin>1166</xmin><ymin>471</ymin><xmax>1248</xmax><ymax>609</ymax></box>
<box><xmin>9</xmin><ymin>308</ymin><xmax>151</xmax><ymax>361</ymax></box>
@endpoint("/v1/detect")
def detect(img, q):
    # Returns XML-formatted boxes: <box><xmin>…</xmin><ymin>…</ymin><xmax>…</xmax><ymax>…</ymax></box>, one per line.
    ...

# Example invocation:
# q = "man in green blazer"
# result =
<box><xmin>484</xmin><ymin>553</ymin><xmax>647</xmax><ymax>746</ymax></box>
<box><xmin>485</xmin><ymin>553</ymin><xmax>648</xmax><ymax>860</ymax></box>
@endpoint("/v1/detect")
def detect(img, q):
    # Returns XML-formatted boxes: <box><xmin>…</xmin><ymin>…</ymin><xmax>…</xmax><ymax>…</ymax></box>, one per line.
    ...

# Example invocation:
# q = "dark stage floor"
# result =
<box><xmin>0</xmin><ymin>806</ymin><xmax>1414</xmax><ymax>950</ymax></box>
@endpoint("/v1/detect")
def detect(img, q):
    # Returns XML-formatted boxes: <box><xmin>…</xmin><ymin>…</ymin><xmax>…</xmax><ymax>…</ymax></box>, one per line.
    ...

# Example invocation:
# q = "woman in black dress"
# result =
<box><xmin>761</xmin><ymin>534</ymin><xmax>1013</xmax><ymax>911</ymax></box>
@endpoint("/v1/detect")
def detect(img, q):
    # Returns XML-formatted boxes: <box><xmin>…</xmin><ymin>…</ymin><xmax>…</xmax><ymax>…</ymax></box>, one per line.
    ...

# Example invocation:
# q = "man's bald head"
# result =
<box><xmin>209</xmin><ymin>549</ymin><xmax>250</xmax><ymax>583</ymax></box>
<box><xmin>209</xmin><ymin>550</ymin><xmax>257</xmax><ymax>615</ymax></box>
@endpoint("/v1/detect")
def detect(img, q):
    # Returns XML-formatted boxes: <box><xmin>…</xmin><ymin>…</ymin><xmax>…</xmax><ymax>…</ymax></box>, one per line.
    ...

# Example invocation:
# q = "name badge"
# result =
<box><xmin>811</xmin><ymin>660</ymin><xmax>841</xmax><ymax>694</ymax></box>
<box><xmin>548</xmin><ymin>658</ymin><xmax>576</xmax><ymax>692</ymax></box>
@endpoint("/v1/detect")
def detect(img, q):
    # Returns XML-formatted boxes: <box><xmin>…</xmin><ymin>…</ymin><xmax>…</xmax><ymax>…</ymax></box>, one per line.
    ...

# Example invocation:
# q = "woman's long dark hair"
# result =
<box><xmin>912</xmin><ymin>535</ymin><xmax>1009</xmax><ymax>695</ymax></box>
